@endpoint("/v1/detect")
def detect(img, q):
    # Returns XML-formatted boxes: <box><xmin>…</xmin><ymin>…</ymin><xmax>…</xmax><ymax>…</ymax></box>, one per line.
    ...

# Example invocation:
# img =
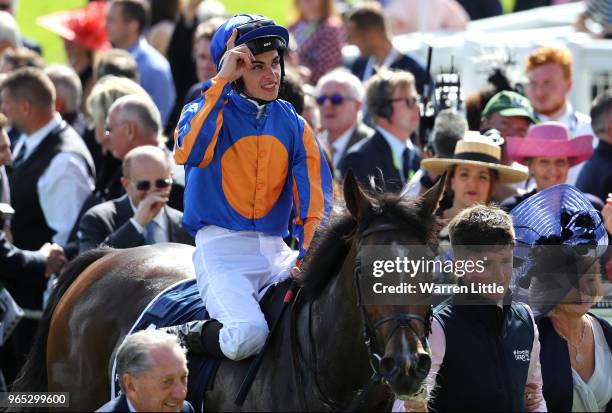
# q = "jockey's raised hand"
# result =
<box><xmin>217</xmin><ymin>30</ymin><xmax>255</xmax><ymax>83</ymax></box>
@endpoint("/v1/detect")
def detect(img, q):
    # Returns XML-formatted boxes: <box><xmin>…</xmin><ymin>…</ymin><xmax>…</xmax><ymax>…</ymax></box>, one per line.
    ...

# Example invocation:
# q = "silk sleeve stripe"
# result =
<box><xmin>173</xmin><ymin>77</ymin><xmax>228</xmax><ymax>166</ymax></box>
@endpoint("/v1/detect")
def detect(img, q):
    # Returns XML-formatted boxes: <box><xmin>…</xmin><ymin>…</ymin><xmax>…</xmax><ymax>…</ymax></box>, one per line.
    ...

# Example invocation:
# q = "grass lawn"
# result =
<box><xmin>16</xmin><ymin>0</ymin><xmax>292</xmax><ymax>65</ymax></box>
<box><xmin>16</xmin><ymin>0</ymin><xmax>88</xmax><ymax>64</ymax></box>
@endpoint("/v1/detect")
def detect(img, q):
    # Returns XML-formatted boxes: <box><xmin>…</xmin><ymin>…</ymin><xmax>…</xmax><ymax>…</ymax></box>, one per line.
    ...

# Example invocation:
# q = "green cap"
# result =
<box><xmin>482</xmin><ymin>91</ymin><xmax>536</xmax><ymax>123</ymax></box>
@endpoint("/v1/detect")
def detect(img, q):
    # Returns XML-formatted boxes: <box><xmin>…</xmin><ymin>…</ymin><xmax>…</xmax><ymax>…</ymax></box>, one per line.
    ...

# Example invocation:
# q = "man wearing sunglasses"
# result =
<box><xmin>340</xmin><ymin>70</ymin><xmax>421</xmax><ymax>192</ymax></box>
<box><xmin>315</xmin><ymin>68</ymin><xmax>373</xmax><ymax>175</ymax></box>
<box><xmin>77</xmin><ymin>145</ymin><xmax>193</xmax><ymax>253</ymax></box>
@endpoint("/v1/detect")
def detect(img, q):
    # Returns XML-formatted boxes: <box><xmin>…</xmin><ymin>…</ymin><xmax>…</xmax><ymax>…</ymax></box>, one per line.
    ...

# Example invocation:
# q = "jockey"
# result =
<box><xmin>165</xmin><ymin>14</ymin><xmax>333</xmax><ymax>361</ymax></box>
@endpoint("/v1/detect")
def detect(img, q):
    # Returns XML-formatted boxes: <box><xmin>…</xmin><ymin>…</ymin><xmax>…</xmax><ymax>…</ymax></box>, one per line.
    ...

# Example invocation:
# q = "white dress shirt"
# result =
<box><xmin>571</xmin><ymin>314</ymin><xmax>612</xmax><ymax>412</ymax></box>
<box><xmin>13</xmin><ymin>114</ymin><xmax>94</xmax><ymax>247</ymax></box>
<box><xmin>377</xmin><ymin>126</ymin><xmax>415</xmax><ymax>184</ymax></box>
<box><xmin>324</xmin><ymin>125</ymin><xmax>356</xmax><ymax>170</ymax></box>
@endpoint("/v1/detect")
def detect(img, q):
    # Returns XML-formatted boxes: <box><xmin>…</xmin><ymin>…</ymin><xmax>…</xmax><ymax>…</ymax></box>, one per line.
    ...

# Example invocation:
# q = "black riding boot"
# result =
<box><xmin>160</xmin><ymin>320</ymin><xmax>224</xmax><ymax>357</ymax></box>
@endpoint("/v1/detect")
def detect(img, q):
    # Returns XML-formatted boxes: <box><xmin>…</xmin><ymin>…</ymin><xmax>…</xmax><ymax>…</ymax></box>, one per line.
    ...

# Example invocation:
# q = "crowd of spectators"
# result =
<box><xmin>0</xmin><ymin>1</ymin><xmax>610</xmax><ymax>409</ymax></box>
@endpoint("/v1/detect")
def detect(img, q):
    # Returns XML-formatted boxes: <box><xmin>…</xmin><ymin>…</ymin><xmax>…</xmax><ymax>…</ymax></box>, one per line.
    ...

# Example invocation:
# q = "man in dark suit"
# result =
<box><xmin>340</xmin><ymin>70</ymin><xmax>421</xmax><ymax>193</ymax></box>
<box><xmin>345</xmin><ymin>2</ymin><xmax>432</xmax><ymax>95</ymax></box>
<box><xmin>68</xmin><ymin>93</ymin><xmax>186</xmax><ymax>257</ymax></box>
<box><xmin>577</xmin><ymin>89</ymin><xmax>612</xmax><ymax>203</ymax></box>
<box><xmin>315</xmin><ymin>68</ymin><xmax>374</xmax><ymax>179</ymax></box>
<box><xmin>78</xmin><ymin>146</ymin><xmax>194</xmax><ymax>253</ymax></box>
<box><xmin>0</xmin><ymin>231</ymin><xmax>65</xmax><ymax>279</ymax></box>
<box><xmin>1</xmin><ymin>68</ymin><xmax>93</xmax><ymax>382</ymax></box>
<box><xmin>96</xmin><ymin>330</ymin><xmax>194</xmax><ymax>412</ymax></box>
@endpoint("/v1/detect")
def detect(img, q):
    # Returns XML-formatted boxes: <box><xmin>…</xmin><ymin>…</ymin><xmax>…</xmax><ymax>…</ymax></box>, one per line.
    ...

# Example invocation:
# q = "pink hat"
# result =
<box><xmin>37</xmin><ymin>1</ymin><xmax>111</xmax><ymax>52</ymax></box>
<box><xmin>506</xmin><ymin>121</ymin><xmax>593</xmax><ymax>166</ymax></box>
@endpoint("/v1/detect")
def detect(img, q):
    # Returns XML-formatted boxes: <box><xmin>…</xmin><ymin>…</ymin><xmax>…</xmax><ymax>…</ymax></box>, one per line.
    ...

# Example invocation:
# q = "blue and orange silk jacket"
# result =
<box><xmin>174</xmin><ymin>76</ymin><xmax>332</xmax><ymax>259</ymax></box>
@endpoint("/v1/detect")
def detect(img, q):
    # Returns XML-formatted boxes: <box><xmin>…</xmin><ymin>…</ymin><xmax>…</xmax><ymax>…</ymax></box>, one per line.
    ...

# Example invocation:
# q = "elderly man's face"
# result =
<box><xmin>317</xmin><ymin>80</ymin><xmax>360</xmax><ymax>140</ymax></box>
<box><xmin>525</xmin><ymin>63</ymin><xmax>571</xmax><ymax>116</ymax></box>
<box><xmin>105</xmin><ymin>106</ymin><xmax>134</xmax><ymax>160</ymax></box>
<box><xmin>122</xmin><ymin>154</ymin><xmax>172</xmax><ymax>208</ymax></box>
<box><xmin>124</xmin><ymin>346</ymin><xmax>188</xmax><ymax>412</ymax></box>
<box><xmin>0</xmin><ymin>129</ymin><xmax>10</xmax><ymax>166</ymax></box>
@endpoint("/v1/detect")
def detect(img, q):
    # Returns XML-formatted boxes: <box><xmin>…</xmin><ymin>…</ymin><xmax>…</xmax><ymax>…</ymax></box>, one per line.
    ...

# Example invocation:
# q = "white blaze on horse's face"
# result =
<box><xmin>125</xmin><ymin>346</ymin><xmax>188</xmax><ymax>412</ymax></box>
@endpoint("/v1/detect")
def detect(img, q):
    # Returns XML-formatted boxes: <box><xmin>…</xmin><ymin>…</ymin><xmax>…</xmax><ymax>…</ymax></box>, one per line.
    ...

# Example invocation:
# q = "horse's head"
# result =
<box><xmin>343</xmin><ymin>171</ymin><xmax>444</xmax><ymax>399</ymax></box>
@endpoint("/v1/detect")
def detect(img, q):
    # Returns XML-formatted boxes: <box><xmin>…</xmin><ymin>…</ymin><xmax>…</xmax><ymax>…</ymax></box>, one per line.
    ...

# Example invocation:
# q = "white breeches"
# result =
<box><xmin>193</xmin><ymin>225</ymin><xmax>297</xmax><ymax>360</ymax></box>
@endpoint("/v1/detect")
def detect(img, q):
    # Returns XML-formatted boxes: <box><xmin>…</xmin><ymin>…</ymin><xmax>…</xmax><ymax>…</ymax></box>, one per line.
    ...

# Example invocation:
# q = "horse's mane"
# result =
<box><xmin>299</xmin><ymin>191</ymin><xmax>440</xmax><ymax>301</ymax></box>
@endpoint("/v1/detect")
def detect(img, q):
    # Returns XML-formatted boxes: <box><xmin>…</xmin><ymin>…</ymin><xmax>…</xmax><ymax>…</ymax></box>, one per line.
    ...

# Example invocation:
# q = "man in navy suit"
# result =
<box><xmin>340</xmin><ymin>70</ymin><xmax>421</xmax><ymax>193</ymax></box>
<box><xmin>345</xmin><ymin>2</ymin><xmax>431</xmax><ymax>95</ymax></box>
<box><xmin>97</xmin><ymin>330</ymin><xmax>194</xmax><ymax>412</ymax></box>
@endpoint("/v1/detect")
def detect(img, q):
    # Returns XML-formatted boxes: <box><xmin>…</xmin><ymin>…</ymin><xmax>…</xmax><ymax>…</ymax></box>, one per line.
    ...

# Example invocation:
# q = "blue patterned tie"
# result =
<box><xmin>144</xmin><ymin>221</ymin><xmax>164</xmax><ymax>245</ymax></box>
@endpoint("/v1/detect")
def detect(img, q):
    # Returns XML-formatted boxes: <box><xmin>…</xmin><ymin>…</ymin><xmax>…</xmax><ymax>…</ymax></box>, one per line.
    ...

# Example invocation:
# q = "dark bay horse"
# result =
<box><xmin>12</xmin><ymin>172</ymin><xmax>444</xmax><ymax>411</ymax></box>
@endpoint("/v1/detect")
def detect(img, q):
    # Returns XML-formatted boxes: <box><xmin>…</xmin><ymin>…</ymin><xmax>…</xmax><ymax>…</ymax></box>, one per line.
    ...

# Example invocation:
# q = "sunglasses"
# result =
<box><xmin>316</xmin><ymin>94</ymin><xmax>356</xmax><ymax>106</ymax></box>
<box><xmin>389</xmin><ymin>96</ymin><xmax>421</xmax><ymax>108</ymax></box>
<box><xmin>132</xmin><ymin>178</ymin><xmax>172</xmax><ymax>191</ymax></box>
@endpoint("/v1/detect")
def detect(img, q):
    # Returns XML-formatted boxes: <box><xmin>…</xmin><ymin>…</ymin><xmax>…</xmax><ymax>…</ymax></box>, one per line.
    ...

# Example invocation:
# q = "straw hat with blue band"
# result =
<box><xmin>420</xmin><ymin>131</ymin><xmax>529</xmax><ymax>183</ymax></box>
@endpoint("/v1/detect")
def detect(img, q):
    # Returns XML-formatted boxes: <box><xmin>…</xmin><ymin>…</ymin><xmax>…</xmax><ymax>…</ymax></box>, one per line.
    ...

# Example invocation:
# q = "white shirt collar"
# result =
<box><xmin>126</xmin><ymin>396</ymin><xmax>136</xmax><ymax>412</ymax></box>
<box><xmin>363</xmin><ymin>47</ymin><xmax>400</xmax><ymax>81</ymax></box>
<box><xmin>376</xmin><ymin>126</ymin><xmax>414</xmax><ymax>182</ymax></box>
<box><xmin>328</xmin><ymin>125</ymin><xmax>356</xmax><ymax>167</ymax></box>
<box><xmin>20</xmin><ymin>113</ymin><xmax>62</xmax><ymax>161</ymax></box>
<box><xmin>376</xmin><ymin>126</ymin><xmax>414</xmax><ymax>157</ymax></box>
<box><xmin>536</xmin><ymin>101</ymin><xmax>572</xmax><ymax>124</ymax></box>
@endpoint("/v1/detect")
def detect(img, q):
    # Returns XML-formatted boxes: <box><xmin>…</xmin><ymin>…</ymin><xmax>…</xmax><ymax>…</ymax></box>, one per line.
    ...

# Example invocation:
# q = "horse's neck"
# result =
<box><xmin>298</xmin><ymin>246</ymin><xmax>374</xmax><ymax>409</ymax></box>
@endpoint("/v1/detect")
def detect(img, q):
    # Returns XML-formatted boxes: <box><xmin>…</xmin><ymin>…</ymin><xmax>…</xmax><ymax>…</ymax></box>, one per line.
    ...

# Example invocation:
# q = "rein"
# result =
<box><xmin>289</xmin><ymin>221</ymin><xmax>433</xmax><ymax>411</ymax></box>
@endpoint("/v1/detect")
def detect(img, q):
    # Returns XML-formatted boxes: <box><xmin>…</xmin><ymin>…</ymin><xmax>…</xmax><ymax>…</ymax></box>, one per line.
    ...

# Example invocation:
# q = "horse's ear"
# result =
<box><xmin>343</xmin><ymin>169</ymin><xmax>371</xmax><ymax>220</ymax></box>
<box><xmin>419</xmin><ymin>172</ymin><xmax>447</xmax><ymax>218</ymax></box>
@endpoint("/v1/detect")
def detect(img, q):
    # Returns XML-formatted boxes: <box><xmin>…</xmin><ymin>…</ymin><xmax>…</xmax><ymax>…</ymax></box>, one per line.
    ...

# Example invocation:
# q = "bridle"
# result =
<box><xmin>354</xmin><ymin>222</ymin><xmax>433</xmax><ymax>384</ymax></box>
<box><xmin>290</xmin><ymin>219</ymin><xmax>433</xmax><ymax>411</ymax></box>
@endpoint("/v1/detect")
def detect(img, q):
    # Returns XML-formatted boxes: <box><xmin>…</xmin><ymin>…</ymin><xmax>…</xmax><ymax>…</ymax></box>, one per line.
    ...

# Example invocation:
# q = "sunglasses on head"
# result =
<box><xmin>133</xmin><ymin>178</ymin><xmax>172</xmax><ymax>191</ymax></box>
<box><xmin>316</xmin><ymin>94</ymin><xmax>355</xmax><ymax>106</ymax></box>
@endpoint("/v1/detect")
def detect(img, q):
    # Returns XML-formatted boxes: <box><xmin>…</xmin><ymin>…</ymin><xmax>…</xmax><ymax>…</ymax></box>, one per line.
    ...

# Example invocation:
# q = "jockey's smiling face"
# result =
<box><xmin>242</xmin><ymin>49</ymin><xmax>281</xmax><ymax>101</ymax></box>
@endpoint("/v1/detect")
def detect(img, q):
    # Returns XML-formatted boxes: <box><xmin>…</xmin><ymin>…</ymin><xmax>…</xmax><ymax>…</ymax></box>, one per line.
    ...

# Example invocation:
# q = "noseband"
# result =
<box><xmin>354</xmin><ymin>222</ymin><xmax>433</xmax><ymax>382</ymax></box>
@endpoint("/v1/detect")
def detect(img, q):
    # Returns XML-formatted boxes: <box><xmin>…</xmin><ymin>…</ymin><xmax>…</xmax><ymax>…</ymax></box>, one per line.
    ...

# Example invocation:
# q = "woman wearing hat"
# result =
<box><xmin>421</xmin><ymin>130</ymin><xmax>529</xmax><ymax>222</ymax></box>
<box><xmin>37</xmin><ymin>1</ymin><xmax>111</xmax><ymax>115</ymax></box>
<box><xmin>511</xmin><ymin>184</ymin><xmax>612</xmax><ymax>412</ymax></box>
<box><xmin>502</xmin><ymin>121</ymin><xmax>599</xmax><ymax>211</ymax></box>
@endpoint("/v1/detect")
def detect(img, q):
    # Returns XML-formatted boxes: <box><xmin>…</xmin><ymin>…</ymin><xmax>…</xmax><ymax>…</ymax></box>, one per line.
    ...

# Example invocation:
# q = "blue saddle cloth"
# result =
<box><xmin>112</xmin><ymin>278</ymin><xmax>220</xmax><ymax>412</ymax></box>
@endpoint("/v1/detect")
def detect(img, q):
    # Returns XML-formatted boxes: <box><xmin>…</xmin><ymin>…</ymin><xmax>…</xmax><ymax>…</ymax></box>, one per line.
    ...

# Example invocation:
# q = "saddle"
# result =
<box><xmin>111</xmin><ymin>277</ymin><xmax>292</xmax><ymax>411</ymax></box>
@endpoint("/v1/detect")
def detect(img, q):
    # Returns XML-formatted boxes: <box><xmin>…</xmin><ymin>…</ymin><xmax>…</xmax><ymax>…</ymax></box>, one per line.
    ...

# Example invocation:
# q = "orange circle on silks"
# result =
<box><xmin>221</xmin><ymin>135</ymin><xmax>289</xmax><ymax>219</ymax></box>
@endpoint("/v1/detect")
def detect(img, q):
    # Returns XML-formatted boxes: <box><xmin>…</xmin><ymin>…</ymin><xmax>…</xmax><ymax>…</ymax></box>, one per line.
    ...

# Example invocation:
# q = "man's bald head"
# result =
<box><xmin>122</xmin><ymin>145</ymin><xmax>169</xmax><ymax>179</ymax></box>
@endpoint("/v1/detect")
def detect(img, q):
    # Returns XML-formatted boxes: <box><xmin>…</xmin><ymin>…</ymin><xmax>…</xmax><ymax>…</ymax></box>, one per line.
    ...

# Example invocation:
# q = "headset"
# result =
<box><xmin>373</xmin><ymin>69</ymin><xmax>393</xmax><ymax>121</ymax></box>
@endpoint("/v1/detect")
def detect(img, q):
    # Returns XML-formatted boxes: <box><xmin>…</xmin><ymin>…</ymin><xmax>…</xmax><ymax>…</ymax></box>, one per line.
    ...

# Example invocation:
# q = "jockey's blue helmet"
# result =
<box><xmin>211</xmin><ymin>14</ymin><xmax>289</xmax><ymax>73</ymax></box>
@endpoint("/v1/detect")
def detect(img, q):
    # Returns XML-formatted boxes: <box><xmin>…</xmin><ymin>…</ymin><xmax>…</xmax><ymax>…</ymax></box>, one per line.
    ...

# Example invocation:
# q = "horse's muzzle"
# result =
<box><xmin>380</xmin><ymin>351</ymin><xmax>431</xmax><ymax>395</ymax></box>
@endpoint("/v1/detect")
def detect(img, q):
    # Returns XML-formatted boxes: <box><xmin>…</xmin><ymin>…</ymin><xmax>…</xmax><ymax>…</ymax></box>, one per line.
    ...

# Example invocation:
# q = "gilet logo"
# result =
<box><xmin>513</xmin><ymin>349</ymin><xmax>530</xmax><ymax>362</ymax></box>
